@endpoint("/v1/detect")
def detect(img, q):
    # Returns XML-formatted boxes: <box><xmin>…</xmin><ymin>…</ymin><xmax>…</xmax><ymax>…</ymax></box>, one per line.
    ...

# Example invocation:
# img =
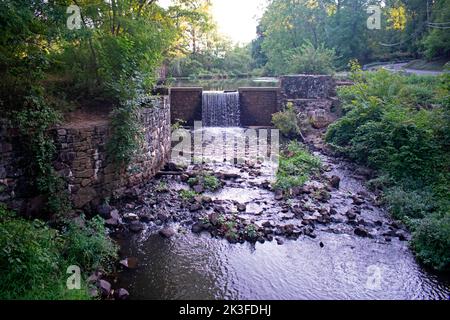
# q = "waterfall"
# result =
<box><xmin>202</xmin><ymin>91</ymin><xmax>241</xmax><ymax>127</ymax></box>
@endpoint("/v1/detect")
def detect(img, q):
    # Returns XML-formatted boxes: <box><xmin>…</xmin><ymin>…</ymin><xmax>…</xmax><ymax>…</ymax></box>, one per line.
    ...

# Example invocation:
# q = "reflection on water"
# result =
<box><xmin>169</xmin><ymin>77</ymin><xmax>279</xmax><ymax>91</ymax></box>
<box><xmin>118</xmin><ymin>231</ymin><xmax>450</xmax><ymax>300</ymax></box>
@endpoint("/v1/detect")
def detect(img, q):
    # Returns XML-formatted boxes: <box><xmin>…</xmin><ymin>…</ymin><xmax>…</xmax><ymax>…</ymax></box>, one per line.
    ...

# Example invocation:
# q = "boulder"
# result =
<box><xmin>396</xmin><ymin>231</ymin><xmax>408</xmax><ymax>241</ymax></box>
<box><xmin>262</xmin><ymin>221</ymin><xmax>273</xmax><ymax>228</ymax></box>
<box><xmin>352</xmin><ymin>196</ymin><xmax>364</xmax><ymax>206</ymax></box>
<box><xmin>123</xmin><ymin>213</ymin><xmax>139</xmax><ymax>222</ymax></box>
<box><xmin>237</xmin><ymin>204</ymin><xmax>247</xmax><ymax>212</ymax></box>
<box><xmin>87</xmin><ymin>271</ymin><xmax>102</xmax><ymax>284</ymax></box>
<box><xmin>202</xmin><ymin>196</ymin><xmax>212</xmax><ymax>203</ymax></box>
<box><xmin>310</xmin><ymin>109</ymin><xmax>331</xmax><ymax>129</ymax></box>
<box><xmin>283</xmin><ymin>224</ymin><xmax>295</xmax><ymax>236</ymax></box>
<box><xmin>209</xmin><ymin>212</ymin><xmax>220</xmax><ymax>226</ymax></box>
<box><xmin>110</xmin><ymin>209</ymin><xmax>121</xmax><ymax>220</ymax></box>
<box><xmin>317</xmin><ymin>190</ymin><xmax>331</xmax><ymax>202</ymax></box>
<box><xmin>119</xmin><ymin>257</ymin><xmax>139</xmax><ymax>269</ymax></box>
<box><xmin>98</xmin><ymin>279</ymin><xmax>111</xmax><ymax>298</ymax></box>
<box><xmin>105</xmin><ymin>217</ymin><xmax>120</xmax><ymax>227</ymax></box>
<box><xmin>193</xmin><ymin>185</ymin><xmax>204</xmax><ymax>193</ymax></box>
<box><xmin>159</xmin><ymin>227</ymin><xmax>176</xmax><ymax>238</ymax></box>
<box><xmin>189</xmin><ymin>203</ymin><xmax>202</xmax><ymax>212</ymax></box>
<box><xmin>129</xmin><ymin>221</ymin><xmax>144</xmax><ymax>233</ymax></box>
<box><xmin>157</xmin><ymin>212</ymin><xmax>170</xmax><ymax>222</ymax></box>
<box><xmin>191</xmin><ymin>223</ymin><xmax>204</xmax><ymax>234</ymax></box>
<box><xmin>223</xmin><ymin>173</ymin><xmax>241</xmax><ymax>180</ymax></box>
<box><xmin>354</xmin><ymin>227</ymin><xmax>369</xmax><ymax>238</ymax></box>
<box><xmin>114</xmin><ymin>288</ymin><xmax>130</xmax><ymax>300</ymax></box>
<box><xmin>330</xmin><ymin>176</ymin><xmax>341</xmax><ymax>189</ymax></box>
<box><xmin>274</xmin><ymin>190</ymin><xmax>284</xmax><ymax>201</ymax></box>
<box><xmin>73</xmin><ymin>187</ymin><xmax>97</xmax><ymax>208</ymax></box>
<box><xmin>97</xmin><ymin>204</ymin><xmax>113</xmax><ymax>219</ymax></box>
<box><xmin>346</xmin><ymin>209</ymin><xmax>357</xmax><ymax>220</ymax></box>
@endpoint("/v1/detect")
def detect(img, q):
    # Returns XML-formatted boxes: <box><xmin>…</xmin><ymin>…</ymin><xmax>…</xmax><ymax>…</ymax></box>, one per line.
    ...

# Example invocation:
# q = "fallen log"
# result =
<box><xmin>155</xmin><ymin>171</ymin><xmax>184</xmax><ymax>177</ymax></box>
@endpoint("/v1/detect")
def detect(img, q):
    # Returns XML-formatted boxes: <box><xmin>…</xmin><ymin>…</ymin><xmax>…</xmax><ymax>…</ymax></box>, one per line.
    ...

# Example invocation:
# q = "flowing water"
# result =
<box><xmin>202</xmin><ymin>91</ymin><xmax>241</xmax><ymax>127</ymax></box>
<box><xmin>116</xmin><ymin>128</ymin><xmax>450</xmax><ymax>300</ymax></box>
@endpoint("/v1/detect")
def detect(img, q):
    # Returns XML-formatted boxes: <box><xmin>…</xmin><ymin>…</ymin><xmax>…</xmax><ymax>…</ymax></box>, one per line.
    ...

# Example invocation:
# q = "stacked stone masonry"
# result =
<box><xmin>279</xmin><ymin>75</ymin><xmax>337</xmax><ymax>129</ymax></box>
<box><xmin>0</xmin><ymin>96</ymin><xmax>171</xmax><ymax>212</ymax></box>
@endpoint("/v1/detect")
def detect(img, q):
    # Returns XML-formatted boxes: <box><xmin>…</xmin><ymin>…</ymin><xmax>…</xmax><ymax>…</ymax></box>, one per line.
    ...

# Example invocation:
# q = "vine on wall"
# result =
<box><xmin>15</xmin><ymin>95</ymin><xmax>71</xmax><ymax>215</ymax></box>
<box><xmin>106</xmin><ymin>95</ymin><xmax>157</xmax><ymax>167</ymax></box>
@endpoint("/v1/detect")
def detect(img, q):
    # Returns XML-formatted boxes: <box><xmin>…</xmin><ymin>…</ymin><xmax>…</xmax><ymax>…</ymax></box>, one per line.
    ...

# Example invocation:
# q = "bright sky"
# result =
<box><xmin>158</xmin><ymin>0</ymin><xmax>268</xmax><ymax>44</ymax></box>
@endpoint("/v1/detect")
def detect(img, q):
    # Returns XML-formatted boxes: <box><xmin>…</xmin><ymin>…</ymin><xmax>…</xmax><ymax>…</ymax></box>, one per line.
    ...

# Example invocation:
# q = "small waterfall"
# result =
<box><xmin>202</xmin><ymin>91</ymin><xmax>241</xmax><ymax>127</ymax></box>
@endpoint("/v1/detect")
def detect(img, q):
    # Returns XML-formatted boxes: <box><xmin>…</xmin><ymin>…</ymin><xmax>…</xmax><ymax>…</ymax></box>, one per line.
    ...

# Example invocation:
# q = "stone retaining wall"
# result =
<box><xmin>279</xmin><ymin>75</ymin><xmax>337</xmax><ymax>129</ymax></box>
<box><xmin>0</xmin><ymin>96</ymin><xmax>171</xmax><ymax>212</ymax></box>
<box><xmin>280</xmin><ymin>75</ymin><xmax>336</xmax><ymax>100</ymax></box>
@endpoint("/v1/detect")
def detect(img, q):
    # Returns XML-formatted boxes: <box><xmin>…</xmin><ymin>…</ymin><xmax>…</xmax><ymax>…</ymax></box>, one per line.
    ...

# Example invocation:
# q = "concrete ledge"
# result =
<box><xmin>238</xmin><ymin>87</ymin><xmax>280</xmax><ymax>92</ymax></box>
<box><xmin>170</xmin><ymin>87</ymin><xmax>203</xmax><ymax>92</ymax></box>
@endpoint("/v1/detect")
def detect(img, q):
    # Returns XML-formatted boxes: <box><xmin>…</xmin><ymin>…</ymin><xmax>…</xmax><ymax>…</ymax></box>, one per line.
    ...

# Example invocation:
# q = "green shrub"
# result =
<box><xmin>203</xmin><ymin>175</ymin><xmax>221</xmax><ymax>192</ymax></box>
<box><xmin>383</xmin><ymin>187</ymin><xmax>437</xmax><ymax>220</ymax></box>
<box><xmin>179</xmin><ymin>190</ymin><xmax>198</xmax><ymax>201</ymax></box>
<box><xmin>0</xmin><ymin>206</ymin><xmax>117</xmax><ymax>300</ymax></box>
<box><xmin>107</xmin><ymin>99</ymin><xmax>145</xmax><ymax>166</ymax></box>
<box><xmin>274</xmin><ymin>141</ymin><xmax>321</xmax><ymax>191</ymax></box>
<box><xmin>325</xmin><ymin>70</ymin><xmax>450</xmax><ymax>271</ymax></box>
<box><xmin>412</xmin><ymin>214</ymin><xmax>450</xmax><ymax>272</ymax></box>
<box><xmin>0</xmin><ymin>208</ymin><xmax>64</xmax><ymax>299</ymax></box>
<box><xmin>272</xmin><ymin>102</ymin><xmax>301</xmax><ymax>138</ymax></box>
<box><xmin>62</xmin><ymin>216</ymin><xmax>118</xmax><ymax>273</ymax></box>
<box><xmin>187</xmin><ymin>172</ymin><xmax>221</xmax><ymax>192</ymax></box>
<box><xmin>326</xmin><ymin>71</ymin><xmax>448</xmax><ymax>185</ymax></box>
<box><xmin>0</xmin><ymin>207</ymin><xmax>91</xmax><ymax>300</ymax></box>
<box><xmin>14</xmin><ymin>96</ymin><xmax>71</xmax><ymax>215</ymax></box>
<box><xmin>287</xmin><ymin>41</ymin><xmax>336</xmax><ymax>75</ymax></box>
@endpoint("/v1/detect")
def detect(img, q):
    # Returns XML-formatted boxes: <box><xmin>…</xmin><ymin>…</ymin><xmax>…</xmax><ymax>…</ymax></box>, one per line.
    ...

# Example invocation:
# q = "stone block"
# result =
<box><xmin>73</xmin><ymin>187</ymin><xmax>97</xmax><ymax>208</ymax></box>
<box><xmin>280</xmin><ymin>75</ymin><xmax>335</xmax><ymax>99</ymax></box>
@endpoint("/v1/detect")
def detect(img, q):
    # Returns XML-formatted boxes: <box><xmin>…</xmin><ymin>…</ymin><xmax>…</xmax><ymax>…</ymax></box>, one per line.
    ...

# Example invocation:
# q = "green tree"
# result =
<box><xmin>422</xmin><ymin>0</ymin><xmax>450</xmax><ymax>59</ymax></box>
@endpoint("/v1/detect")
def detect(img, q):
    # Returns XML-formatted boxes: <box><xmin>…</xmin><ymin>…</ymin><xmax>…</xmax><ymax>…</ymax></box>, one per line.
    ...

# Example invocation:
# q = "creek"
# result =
<box><xmin>114</xmin><ymin>128</ymin><xmax>450</xmax><ymax>300</ymax></box>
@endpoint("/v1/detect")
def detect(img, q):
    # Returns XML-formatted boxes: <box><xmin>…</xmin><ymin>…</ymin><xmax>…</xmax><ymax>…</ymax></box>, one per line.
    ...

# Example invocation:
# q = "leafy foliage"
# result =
<box><xmin>15</xmin><ymin>97</ymin><xmax>71</xmax><ymax>215</ymax></box>
<box><xmin>62</xmin><ymin>215</ymin><xmax>118</xmax><ymax>273</ymax></box>
<box><xmin>187</xmin><ymin>172</ymin><xmax>221</xmax><ymax>192</ymax></box>
<box><xmin>107</xmin><ymin>99</ymin><xmax>145</xmax><ymax>166</ymax></box>
<box><xmin>325</xmin><ymin>69</ymin><xmax>450</xmax><ymax>271</ymax></box>
<box><xmin>274</xmin><ymin>141</ymin><xmax>321</xmax><ymax>191</ymax></box>
<box><xmin>286</xmin><ymin>42</ymin><xmax>336</xmax><ymax>75</ymax></box>
<box><xmin>179</xmin><ymin>189</ymin><xmax>198</xmax><ymax>201</ymax></box>
<box><xmin>422</xmin><ymin>0</ymin><xmax>450</xmax><ymax>59</ymax></box>
<box><xmin>412</xmin><ymin>213</ymin><xmax>450</xmax><ymax>271</ymax></box>
<box><xmin>0</xmin><ymin>206</ymin><xmax>117</xmax><ymax>300</ymax></box>
<box><xmin>257</xmin><ymin>0</ymin><xmax>449</xmax><ymax>74</ymax></box>
<box><xmin>272</xmin><ymin>102</ymin><xmax>301</xmax><ymax>138</ymax></box>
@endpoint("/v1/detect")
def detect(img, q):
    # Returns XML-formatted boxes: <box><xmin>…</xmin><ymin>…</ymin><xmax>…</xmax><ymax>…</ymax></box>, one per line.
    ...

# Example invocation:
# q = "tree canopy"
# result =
<box><xmin>253</xmin><ymin>0</ymin><xmax>450</xmax><ymax>75</ymax></box>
